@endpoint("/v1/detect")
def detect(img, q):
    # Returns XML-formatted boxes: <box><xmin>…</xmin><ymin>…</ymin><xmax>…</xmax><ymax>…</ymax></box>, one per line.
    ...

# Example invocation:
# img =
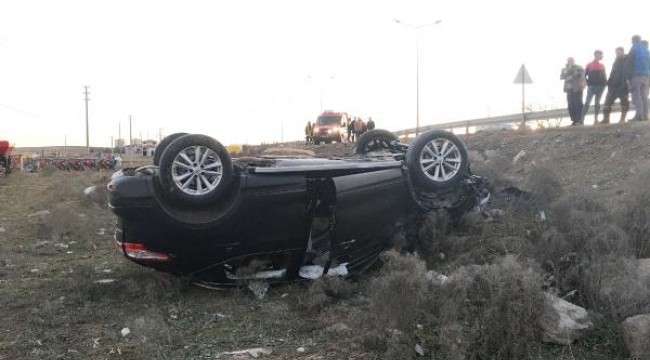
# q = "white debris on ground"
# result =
<box><xmin>296</xmin><ymin>347</ymin><xmax>306</xmax><ymax>353</ymax></box>
<box><xmin>83</xmin><ymin>186</ymin><xmax>96</xmax><ymax>196</ymax></box>
<box><xmin>512</xmin><ymin>150</ymin><xmax>527</xmax><ymax>164</ymax></box>
<box><xmin>415</xmin><ymin>343</ymin><xmax>425</xmax><ymax>356</ymax></box>
<box><xmin>298</xmin><ymin>263</ymin><xmax>348</xmax><ymax>279</ymax></box>
<box><xmin>27</xmin><ymin>210</ymin><xmax>50</xmax><ymax>218</ymax></box>
<box><xmin>120</xmin><ymin>328</ymin><xmax>130</xmax><ymax>337</ymax></box>
<box><xmin>425</xmin><ymin>270</ymin><xmax>449</xmax><ymax>285</ymax></box>
<box><xmin>95</xmin><ymin>279</ymin><xmax>116</xmax><ymax>284</ymax></box>
<box><xmin>216</xmin><ymin>347</ymin><xmax>272</xmax><ymax>358</ymax></box>
<box><xmin>0</xmin><ymin>226</ymin><xmax>5</xmax><ymax>232</ymax></box>
<box><xmin>247</xmin><ymin>280</ymin><xmax>269</xmax><ymax>300</ymax></box>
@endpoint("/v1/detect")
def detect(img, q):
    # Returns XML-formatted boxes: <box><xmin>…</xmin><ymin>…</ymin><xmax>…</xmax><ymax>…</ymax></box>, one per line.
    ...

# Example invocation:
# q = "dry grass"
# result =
<box><xmin>360</xmin><ymin>252</ymin><xmax>546</xmax><ymax>359</ymax></box>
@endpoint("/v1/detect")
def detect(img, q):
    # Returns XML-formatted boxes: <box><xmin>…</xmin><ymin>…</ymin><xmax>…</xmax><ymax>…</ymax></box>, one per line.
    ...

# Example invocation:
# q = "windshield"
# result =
<box><xmin>316</xmin><ymin>116</ymin><xmax>340</xmax><ymax>125</ymax></box>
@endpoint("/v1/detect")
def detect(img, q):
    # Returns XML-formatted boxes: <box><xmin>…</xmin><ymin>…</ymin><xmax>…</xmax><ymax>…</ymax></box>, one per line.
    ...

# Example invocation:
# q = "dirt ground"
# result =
<box><xmin>1</xmin><ymin>122</ymin><xmax>649</xmax><ymax>359</ymax></box>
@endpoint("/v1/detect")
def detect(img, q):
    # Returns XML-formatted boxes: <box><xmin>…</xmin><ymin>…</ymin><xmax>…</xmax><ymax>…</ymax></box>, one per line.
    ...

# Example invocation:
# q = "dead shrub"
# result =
<box><xmin>431</xmin><ymin>256</ymin><xmax>546</xmax><ymax>359</ymax></box>
<box><xmin>620</xmin><ymin>171</ymin><xmax>650</xmax><ymax>257</ymax></box>
<box><xmin>367</xmin><ymin>251</ymin><xmax>429</xmax><ymax>331</ymax></box>
<box><xmin>45</xmin><ymin>205</ymin><xmax>103</xmax><ymax>244</ymax></box>
<box><xmin>547</xmin><ymin>193</ymin><xmax>632</xmax><ymax>259</ymax></box>
<box><xmin>416</xmin><ymin>211</ymin><xmax>450</xmax><ymax>261</ymax></box>
<box><xmin>582</xmin><ymin>256</ymin><xmax>650</xmax><ymax>319</ymax></box>
<box><xmin>362</xmin><ymin>252</ymin><xmax>545</xmax><ymax>359</ymax></box>
<box><xmin>293</xmin><ymin>276</ymin><xmax>358</xmax><ymax>313</ymax></box>
<box><xmin>525</xmin><ymin>166</ymin><xmax>562</xmax><ymax>207</ymax></box>
<box><xmin>470</xmin><ymin>157</ymin><xmax>512</xmax><ymax>189</ymax></box>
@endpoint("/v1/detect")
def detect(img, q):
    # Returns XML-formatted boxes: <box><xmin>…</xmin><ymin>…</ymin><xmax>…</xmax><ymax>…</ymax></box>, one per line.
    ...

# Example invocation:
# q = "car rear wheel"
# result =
<box><xmin>406</xmin><ymin>130</ymin><xmax>469</xmax><ymax>189</ymax></box>
<box><xmin>354</xmin><ymin>129</ymin><xmax>398</xmax><ymax>154</ymax></box>
<box><xmin>153</xmin><ymin>132</ymin><xmax>188</xmax><ymax>166</ymax></box>
<box><xmin>158</xmin><ymin>134</ymin><xmax>233</xmax><ymax>205</ymax></box>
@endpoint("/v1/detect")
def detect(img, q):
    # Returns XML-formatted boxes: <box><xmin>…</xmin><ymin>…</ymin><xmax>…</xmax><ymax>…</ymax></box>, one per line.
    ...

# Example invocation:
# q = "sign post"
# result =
<box><xmin>513</xmin><ymin>64</ymin><xmax>533</xmax><ymax>128</ymax></box>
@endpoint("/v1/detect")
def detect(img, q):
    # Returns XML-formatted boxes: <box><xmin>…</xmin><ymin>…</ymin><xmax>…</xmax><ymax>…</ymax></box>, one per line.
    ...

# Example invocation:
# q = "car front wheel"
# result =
<box><xmin>354</xmin><ymin>129</ymin><xmax>398</xmax><ymax>155</ymax></box>
<box><xmin>153</xmin><ymin>132</ymin><xmax>188</xmax><ymax>166</ymax></box>
<box><xmin>158</xmin><ymin>134</ymin><xmax>233</xmax><ymax>205</ymax></box>
<box><xmin>405</xmin><ymin>130</ymin><xmax>469</xmax><ymax>190</ymax></box>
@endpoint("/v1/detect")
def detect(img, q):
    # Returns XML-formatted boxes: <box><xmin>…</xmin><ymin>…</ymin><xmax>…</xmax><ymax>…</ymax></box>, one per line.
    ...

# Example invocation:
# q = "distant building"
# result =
<box><xmin>116</xmin><ymin>138</ymin><xmax>125</xmax><ymax>149</ymax></box>
<box><xmin>143</xmin><ymin>139</ymin><xmax>157</xmax><ymax>148</ymax></box>
<box><xmin>132</xmin><ymin>138</ymin><xmax>142</xmax><ymax>146</ymax></box>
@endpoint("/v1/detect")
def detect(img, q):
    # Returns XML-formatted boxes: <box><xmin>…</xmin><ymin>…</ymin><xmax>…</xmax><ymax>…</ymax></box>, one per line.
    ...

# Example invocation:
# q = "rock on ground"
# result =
<box><xmin>539</xmin><ymin>292</ymin><xmax>593</xmax><ymax>345</ymax></box>
<box><xmin>621</xmin><ymin>314</ymin><xmax>650</xmax><ymax>360</ymax></box>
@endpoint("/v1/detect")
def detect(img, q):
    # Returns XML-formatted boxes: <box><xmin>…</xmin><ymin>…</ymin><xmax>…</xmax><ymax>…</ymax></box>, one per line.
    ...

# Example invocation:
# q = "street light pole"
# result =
<box><xmin>416</xmin><ymin>29</ymin><xmax>420</xmax><ymax>136</ymax></box>
<box><xmin>394</xmin><ymin>19</ymin><xmax>442</xmax><ymax>136</ymax></box>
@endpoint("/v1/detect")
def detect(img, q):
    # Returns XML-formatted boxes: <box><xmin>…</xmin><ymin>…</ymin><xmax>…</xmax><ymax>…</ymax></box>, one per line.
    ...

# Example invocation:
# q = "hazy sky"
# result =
<box><xmin>1</xmin><ymin>0</ymin><xmax>649</xmax><ymax>147</ymax></box>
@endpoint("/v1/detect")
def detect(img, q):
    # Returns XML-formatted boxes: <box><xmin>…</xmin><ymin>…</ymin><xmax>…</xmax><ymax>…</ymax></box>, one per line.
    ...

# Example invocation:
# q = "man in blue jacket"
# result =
<box><xmin>624</xmin><ymin>35</ymin><xmax>650</xmax><ymax>121</ymax></box>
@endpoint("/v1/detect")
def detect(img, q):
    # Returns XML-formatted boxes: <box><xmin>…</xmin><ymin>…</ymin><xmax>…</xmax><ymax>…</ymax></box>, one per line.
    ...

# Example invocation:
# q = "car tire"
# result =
<box><xmin>153</xmin><ymin>132</ymin><xmax>188</xmax><ymax>166</ymax></box>
<box><xmin>354</xmin><ymin>129</ymin><xmax>398</xmax><ymax>154</ymax></box>
<box><xmin>158</xmin><ymin>134</ymin><xmax>233</xmax><ymax>206</ymax></box>
<box><xmin>405</xmin><ymin>130</ymin><xmax>469</xmax><ymax>190</ymax></box>
<box><xmin>0</xmin><ymin>158</ymin><xmax>7</xmax><ymax>177</ymax></box>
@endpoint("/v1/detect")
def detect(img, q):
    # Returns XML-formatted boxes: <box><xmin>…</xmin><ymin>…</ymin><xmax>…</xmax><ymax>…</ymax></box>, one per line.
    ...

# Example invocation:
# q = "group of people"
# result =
<box><xmin>561</xmin><ymin>35</ymin><xmax>650</xmax><ymax>125</ymax></box>
<box><xmin>304</xmin><ymin>116</ymin><xmax>376</xmax><ymax>145</ymax></box>
<box><xmin>345</xmin><ymin>116</ymin><xmax>375</xmax><ymax>143</ymax></box>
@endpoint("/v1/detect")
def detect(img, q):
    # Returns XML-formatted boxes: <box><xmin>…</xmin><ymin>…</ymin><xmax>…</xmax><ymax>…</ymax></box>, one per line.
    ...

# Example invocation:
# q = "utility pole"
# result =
<box><xmin>129</xmin><ymin>115</ymin><xmax>132</xmax><ymax>146</ymax></box>
<box><xmin>84</xmin><ymin>86</ymin><xmax>90</xmax><ymax>153</ymax></box>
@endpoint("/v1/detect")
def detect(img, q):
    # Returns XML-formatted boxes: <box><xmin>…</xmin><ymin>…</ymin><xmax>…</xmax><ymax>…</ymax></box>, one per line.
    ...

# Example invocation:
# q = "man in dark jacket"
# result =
<box><xmin>602</xmin><ymin>47</ymin><xmax>629</xmax><ymax>124</ymax></box>
<box><xmin>624</xmin><ymin>35</ymin><xmax>650</xmax><ymax>121</ymax></box>
<box><xmin>581</xmin><ymin>50</ymin><xmax>607</xmax><ymax>123</ymax></box>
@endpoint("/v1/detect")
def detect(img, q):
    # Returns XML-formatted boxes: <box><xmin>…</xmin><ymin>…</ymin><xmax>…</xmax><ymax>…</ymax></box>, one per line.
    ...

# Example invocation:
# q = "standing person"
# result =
<box><xmin>561</xmin><ymin>57</ymin><xmax>586</xmax><ymax>125</ymax></box>
<box><xmin>304</xmin><ymin>121</ymin><xmax>313</xmax><ymax>145</ymax></box>
<box><xmin>348</xmin><ymin>118</ymin><xmax>356</xmax><ymax>142</ymax></box>
<box><xmin>624</xmin><ymin>35</ymin><xmax>650</xmax><ymax>121</ymax></box>
<box><xmin>367</xmin><ymin>117</ymin><xmax>376</xmax><ymax>130</ymax></box>
<box><xmin>581</xmin><ymin>50</ymin><xmax>607</xmax><ymax>123</ymax></box>
<box><xmin>602</xmin><ymin>47</ymin><xmax>629</xmax><ymax>124</ymax></box>
<box><xmin>354</xmin><ymin>117</ymin><xmax>365</xmax><ymax>140</ymax></box>
<box><xmin>346</xmin><ymin>117</ymin><xmax>353</xmax><ymax>142</ymax></box>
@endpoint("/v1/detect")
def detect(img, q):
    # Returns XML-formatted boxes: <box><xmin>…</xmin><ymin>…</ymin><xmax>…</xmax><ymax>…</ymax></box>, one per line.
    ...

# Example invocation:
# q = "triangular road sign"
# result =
<box><xmin>514</xmin><ymin>64</ymin><xmax>533</xmax><ymax>84</ymax></box>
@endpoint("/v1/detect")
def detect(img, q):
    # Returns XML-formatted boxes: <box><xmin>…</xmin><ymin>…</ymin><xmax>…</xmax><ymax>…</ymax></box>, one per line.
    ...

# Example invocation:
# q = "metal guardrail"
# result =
<box><xmin>393</xmin><ymin>102</ymin><xmax>632</xmax><ymax>137</ymax></box>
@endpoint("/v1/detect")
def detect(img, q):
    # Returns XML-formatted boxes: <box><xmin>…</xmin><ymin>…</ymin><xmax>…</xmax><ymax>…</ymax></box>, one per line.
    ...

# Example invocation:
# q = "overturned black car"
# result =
<box><xmin>107</xmin><ymin>129</ymin><xmax>490</xmax><ymax>286</ymax></box>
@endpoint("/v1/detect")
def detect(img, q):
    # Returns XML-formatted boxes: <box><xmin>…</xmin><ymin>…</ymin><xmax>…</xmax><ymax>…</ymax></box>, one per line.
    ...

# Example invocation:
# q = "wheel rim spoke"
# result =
<box><xmin>439</xmin><ymin>141</ymin><xmax>449</xmax><ymax>157</ymax></box>
<box><xmin>173</xmin><ymin>160</ymin><xmax>193</xmax><ymax>170</ymax></box>
<box><xmin>199</xmin><ymin>147</ymin><xmax>211</xmax><ymax>165</ymax></box>
<box><xmin>423</xmin><ymin>162</ymin><xmax>437</xmax><ymax>172</ymax></box>
<box><xmin>424</xmin><ymin>143</ymin><xmax>436</xmax><ymax>157</ymax></box>
<box><xmin>178</xmin><ymin>152</ymin><xmax>193</xmax><ymax>166</ymax></box>
<box><xmin>203</xmin><ymin>170</ymin><xmax>222</xmax><ymax>176</ymax></box>
<box><xmin>194</xmin><ymin>146</ymin><xmax>201</xmax><ymax>164</ymax></box>
<box><xmin>180</xmin><ymin>174</ymin><xmax>195</xmax><ymax>189</ymax></box>
<box><xmin>203</xmin><ymin>160</ymin><xmax>222</xmax><ymax>170</ymax></box>
<box><xmin>173</xmin><ymin>172</ymin><xmax>193</xmax><ymax>182</ymax></box>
